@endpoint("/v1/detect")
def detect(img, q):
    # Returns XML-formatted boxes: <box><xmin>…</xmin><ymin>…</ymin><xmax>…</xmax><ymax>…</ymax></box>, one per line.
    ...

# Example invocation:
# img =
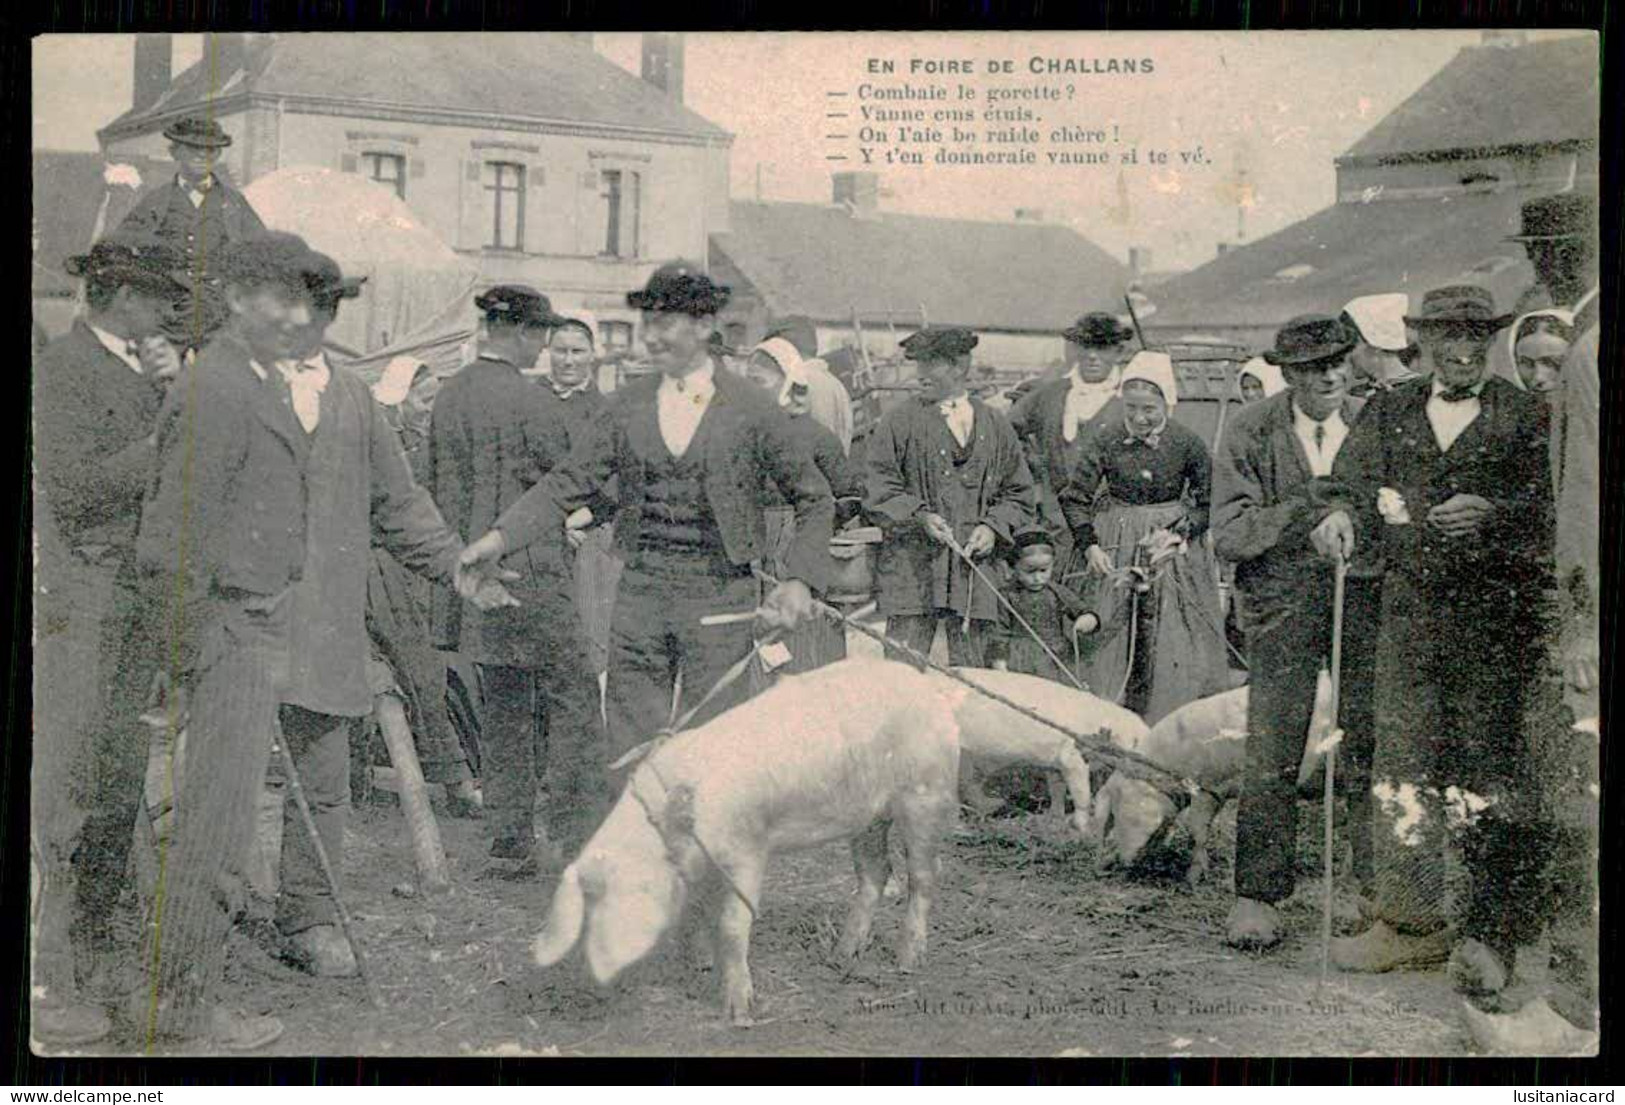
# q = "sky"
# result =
<box><xmin>31</xmin><ymin>30</ymin><xmax>1574</xmax><ymax>270</ymax></box>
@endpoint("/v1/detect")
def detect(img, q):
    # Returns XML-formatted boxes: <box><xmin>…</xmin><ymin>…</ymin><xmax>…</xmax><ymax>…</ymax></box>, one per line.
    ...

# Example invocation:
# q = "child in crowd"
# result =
<box><xmin>990</xmin><ymin>526</ymin><xmax>1101</xmax><ymax>682</ymax></box>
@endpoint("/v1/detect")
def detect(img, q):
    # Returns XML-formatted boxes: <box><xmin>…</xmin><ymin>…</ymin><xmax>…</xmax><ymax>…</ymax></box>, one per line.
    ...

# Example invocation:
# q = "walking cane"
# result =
<box><xmin>1319</xmin><ymin>553</ymin><xmax>1349</xmax><ymax>988</ymax></box>
<box><xmin>275</xmin><ymin>739</ymin><xmax>385</xmax><ymax>1010</ymax></box>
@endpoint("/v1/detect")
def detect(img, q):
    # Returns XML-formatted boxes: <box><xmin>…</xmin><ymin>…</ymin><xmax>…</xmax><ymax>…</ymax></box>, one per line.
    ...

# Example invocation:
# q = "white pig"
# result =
<box><xmin>935</xmin><ymin>668</ymin><xmax>1150</xmax><ymax>834</ymax></box>
<box><xmin>531</xmin><ymin>658</ymin><xmax>964</xmax><ymax>1026</ymax></box>
<box><xmin>1086</xmin><ymin>673</ymin><xmax>1336</xmax><ymax>884</ymax></box>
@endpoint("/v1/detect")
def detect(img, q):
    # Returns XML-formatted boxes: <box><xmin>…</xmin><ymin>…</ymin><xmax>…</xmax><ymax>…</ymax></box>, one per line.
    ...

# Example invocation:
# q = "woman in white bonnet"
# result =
<box><xmin>1058</xmin><ymin>350</ymin><xmax>1229</xmax><ymax>722</ymax></box>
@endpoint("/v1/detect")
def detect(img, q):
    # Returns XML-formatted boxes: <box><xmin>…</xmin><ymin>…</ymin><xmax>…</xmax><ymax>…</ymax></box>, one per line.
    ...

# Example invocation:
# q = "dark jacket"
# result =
<box><xmin>774</xmin><ymin>414</ymin><xmax>863</xmax><ymax>525</ymax></box>
<box><xmin>494</xmin><ymin>366</ymin><xmax>835</xmax><ymax>592</ymax></box>
<box><xmin>1211</xmin><ymin>391</ymin><xmax>1366</xmax><ymax>611</ymax></box>
<box><xmin>137</xmin><ymin>334</ymin><xmax>462</xmax><ymax>706</ymax></box>
<box><xmin>32</xmin><ymin>321</ymin><xmax>167</xmax><ymax>553</ymax></box>
<box><xmin>426</xmin><ymin>355</ymin><xmax>577</xmax><ymax>662</ymax></box>
<box><xmin>1333</xmin><ymin>376</ymin><xmax>1551</xmax><ymax>608</ymax></box>
<box><xmin>1008</xmin><ymin>375</ymin><xmax>1123</xmax><ymax>529</ymax></box>
<box><xmin>864</xmin><ymin>396</ymin><xmax>1037</xmax><ymax>618</ymax></box>
<box><xmin>116</xmin><ymin>176</ymin><xmax>266</xmax><ymax>274</ymax></box>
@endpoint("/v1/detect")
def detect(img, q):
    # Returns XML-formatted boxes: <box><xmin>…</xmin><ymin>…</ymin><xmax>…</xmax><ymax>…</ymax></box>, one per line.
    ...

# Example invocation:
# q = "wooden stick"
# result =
<box><xmin>1320</xmin><ymin>555</ymin><xmax>1348</xmax><ymax>989</ymax></box>
<box><xmin>276</xmin><ymin>739</ymin><xmax>385</xmax><ymax>1009</ymax></box>
<box><xmin>374</xmin><ymin>697</ymin><xmax>452</xmax><ymax>896</ymax></box>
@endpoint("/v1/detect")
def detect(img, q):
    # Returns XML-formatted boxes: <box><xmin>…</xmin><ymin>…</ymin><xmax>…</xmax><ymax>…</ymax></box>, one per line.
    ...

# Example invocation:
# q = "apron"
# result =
<box><xmin>1075</xmin><ymin>499</ymin><xmax>1229</xmax><ymax>724</ymax></box>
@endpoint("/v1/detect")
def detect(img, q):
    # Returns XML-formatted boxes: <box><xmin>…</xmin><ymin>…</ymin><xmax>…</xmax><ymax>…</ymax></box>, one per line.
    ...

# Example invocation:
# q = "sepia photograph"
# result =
<box><xmin>28</xmin><ymin>29</ymin><xmax>1602</xmax><ymax>1059</ymax></box>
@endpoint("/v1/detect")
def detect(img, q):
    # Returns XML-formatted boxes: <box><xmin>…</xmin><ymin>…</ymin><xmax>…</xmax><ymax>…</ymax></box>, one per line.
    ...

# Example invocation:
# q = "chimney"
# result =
<box><xmin>833</xmin><ymin>171</ymin><xmax>880</xmax><ymax>214</ymax></box>
<box><xmin>641</xmin><ymin>33</ymin><xmax>685</xmax><ymax>103</ymax></box>
<box><xmin>132</xmin><ymin>34</ymin><xmax>173</xmax><ymax>113</ymax></box>
<box><xmin>1128</xmin><ymin>246</ymin><xmax>1152</xmax><ymax>280</ymax></box>
<box><xmin>1013</xmin><ymin>207</ymin><xmax>1045</xmax><ymax>223</ymax></box>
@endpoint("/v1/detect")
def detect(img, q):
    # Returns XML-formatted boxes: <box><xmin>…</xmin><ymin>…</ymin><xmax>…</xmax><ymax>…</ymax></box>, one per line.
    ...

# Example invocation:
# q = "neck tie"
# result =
<box><xmin>1439</xmin><ymin>385</ymin><xmax>1477</xmax><ymax>403</ymax></box>
<box><xmin>1313</xmin><ymin>423</ymin><xmax>1326</xmax><ymax>453</ymax></box>
<box><xmin>126</xmin><ymin>340</ymin><xmax>141</xmax><ymax>362</ymax></box>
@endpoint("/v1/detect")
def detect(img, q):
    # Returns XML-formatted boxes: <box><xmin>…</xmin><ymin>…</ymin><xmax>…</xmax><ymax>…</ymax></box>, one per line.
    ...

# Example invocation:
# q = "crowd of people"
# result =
<box><xmin>31</xmin><ymin>113</ymin><xmax>1600</xmax><ymax>1057</ymax></box>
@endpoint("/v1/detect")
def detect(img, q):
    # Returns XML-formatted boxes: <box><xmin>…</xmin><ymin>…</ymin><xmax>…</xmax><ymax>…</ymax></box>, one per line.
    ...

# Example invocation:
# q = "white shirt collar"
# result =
<box><xmin>1290</xmin><ymin>398</ymin><xmax>1347</xmax><ymax>433</ymax></box>
<box><xmin>660</xmin><ymin>361</ymin><xmax>715</xmax><ymax>398</ymax></box>
<box><xmin>1067</xmin><ymin>367</ymin><xmax>1117</xmax><ymax>393</ymax></box>
<box><xmin>1430</xmin><ymin>377</ymin><xmax>1486</xmax><ymax>399</ymax></box>
<box><xmin>86</xmin><ymin>322</ymin><xmax>143</xmax><ymax>374</ymax></box>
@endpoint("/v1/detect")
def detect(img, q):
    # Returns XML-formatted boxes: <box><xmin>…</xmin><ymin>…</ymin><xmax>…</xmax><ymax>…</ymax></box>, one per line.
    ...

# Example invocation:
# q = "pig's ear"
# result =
<box><xmin>532</xmin><ymin>865</ymin><xmax>587</xmax><ymax>968</ymax></box>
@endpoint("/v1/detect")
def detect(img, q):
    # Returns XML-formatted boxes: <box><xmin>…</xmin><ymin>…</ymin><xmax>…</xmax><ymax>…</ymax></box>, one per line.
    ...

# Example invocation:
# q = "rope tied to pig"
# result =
<box><xmin>751</xmin><ymin>569</ymin><xmax>1201</xmax><ymax>803</ymax></box>
<box><xmin>626</xmin><ymin>760</ymin><xmax>758</xmax><ymax>921</ymax></box>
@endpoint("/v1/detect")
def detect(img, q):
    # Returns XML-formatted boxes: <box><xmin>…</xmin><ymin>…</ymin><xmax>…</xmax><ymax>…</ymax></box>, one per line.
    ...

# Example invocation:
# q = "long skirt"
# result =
<box><xmin>764</xmin><ymin>506</ymin><xmax>848</xmax><ymax>677</ymax></box>
<box><xmin>1071</xmin><ymin>499</ymin><xmax>1229</xmax><ymax>725</ymax></box>
<box><xmin>572</xmin><ymin>524</ymin><xmax>623</xmax><ymax>677</ymax></box>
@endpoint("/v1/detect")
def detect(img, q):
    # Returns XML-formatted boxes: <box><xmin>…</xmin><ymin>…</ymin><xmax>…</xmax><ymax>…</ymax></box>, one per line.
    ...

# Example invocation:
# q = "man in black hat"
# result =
<box><xmin>865</xmin><ymin>325</ymin><xmax>1037</xmax><ymax>669</ymax></box>
<box><xmin>134</xmin><ymin>231</ymin><xmax>508</xmax><ymax>1050</ymax></box>
<box><xmin>426</xmin><ymin>286</ymin><xmax>609</xmax><ymax>868</ymax></box>
<box><xmin>32</xmin><ymin>236</ymin><xmax>186</xmax><ymax>1046</ymax></box>
<box><xmin>1462</xmin><ymin>194</ymin><xmax>1600</xmax><ymax>1053</ymax></box>
<box><xmin>1009</xmin><ymin>312</ymin><xmax>1135</xmax><ymax>544</ymax></box>
<box><xmin>117</xmin><ymin>116</ymin><xmax>266</xmax><ymax>351</ymax></box>
<box><xmin>1211</xmin><ymin>313</ymin><xmax>1381</xmax><ymax>949</ymax></box>
<box><xmin>1326</xmin><ymin>286</ymin><xmax>1553</xmax><ymax>992</ymax></box>
<box><xmin>457</xmin><ymin>261</ymin><xmax>832</xmax><ymax>765</ymax></box>
<box><xmin>1508</xmin><ymin>192</ymin><xmax>1599</xmax><ymax>325</ymax></box>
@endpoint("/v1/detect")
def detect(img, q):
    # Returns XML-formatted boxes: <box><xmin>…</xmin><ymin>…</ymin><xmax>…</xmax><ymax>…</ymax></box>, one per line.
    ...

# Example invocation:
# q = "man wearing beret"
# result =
<box><xmin>134</xmin><ymin>232</ymin><xmax>508</xmax><ymax>1049</ymax></box>
<box><xmin>1211</xmin><ymin>313</ymin><xmax>1381</xmax><ymax>949</ymax></box>
<box><xmin>865</xmin><ymin>325</ymin><xmax>1038</xmax><ymax>671</ymax></box>
<box><xmin>116</xmin><ymin>116</ymin><xmax>266</xmax><ymax>351</ymax></box>
<box><xmin>1008</xmin><ymin>312</ymin><xmax>1135</xmax><ymax>547</ymax></box>
<box><xmin>1325</xmin><ymin>286</ymin><xmax>1553</xmax><ymax>995</ymax></box>
<box><xmin>1462</xmin><ymin>194</ymin><xmax>1600</xmax><ymax>1053</ymax></box>
<box><xmin>426</xmin><ymin>286</ymin><xmax>607</xmax><ymax>869</ymax></box>
<box><xmin>32</xmin><ymin>237</ymin><xmax>186</xmax><ymax>1046</ymax></box>
<box><xmin>457</xmin><ymin>261</ymin><xmax>831</xmax><ymax>766</ymax></box>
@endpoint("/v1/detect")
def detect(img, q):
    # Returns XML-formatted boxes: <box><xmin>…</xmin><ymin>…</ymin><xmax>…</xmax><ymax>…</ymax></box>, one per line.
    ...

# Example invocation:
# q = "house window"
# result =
<box><xmin>601</xmin><ymin>169</ymin><xmax>641</xmax><ymax>258</ymax></box>
<box><xmin>484</xmin><ymin>161</ymin><xmax>526</xmax><ymax>250</ymax></box>
<box><xmin>600</xmin><ymin>321</ymin><xmax>634</xmax><ymax>354</ymax></box>
<box><xmin>362</xmin><ymin>152</ymin><xmax>406</xmax><ymax>200</ymax></box>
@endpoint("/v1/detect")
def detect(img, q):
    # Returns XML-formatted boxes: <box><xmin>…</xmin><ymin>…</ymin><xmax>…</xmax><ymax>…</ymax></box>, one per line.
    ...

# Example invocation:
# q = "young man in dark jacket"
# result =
<box><xmin>457</xmin><ymin>262</ymin><xmax>831</xmax><ymax>765</ymax></box>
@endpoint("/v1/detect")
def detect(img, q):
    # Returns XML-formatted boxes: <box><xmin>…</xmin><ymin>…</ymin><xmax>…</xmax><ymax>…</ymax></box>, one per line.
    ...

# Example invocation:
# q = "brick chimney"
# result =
<box><xmin>833</xmin><ymin>172</ymin><xmax>880</xmax><ymax>214</ymax></box>
<box><xmin>641</xmin><ymin>33</ymin><xmax>685</xmax><ymax>103</ymax></box>
<box><xmin>132</xmin><ymin>34</ymin><xmax>173</xmax><ymax>114</ymax></box>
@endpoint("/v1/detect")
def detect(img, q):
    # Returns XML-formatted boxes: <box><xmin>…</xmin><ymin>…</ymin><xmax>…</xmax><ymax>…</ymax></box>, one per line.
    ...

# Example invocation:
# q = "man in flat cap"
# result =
<box><xmin>457</xmin><ymin>261</ymin><xmax>832</xmax><ymax>771</ymax></box>
<box><xmin>1009</xmin><ymin>312</ymin><xmax>1136</xmax><ymax>549</ymax></box>
<box><xmin>133</xmin><ymin>232</ymin><xmax>509</xmax><ymax>1050</ymax></box>
<box><xmin>865</xmin><ymin>325</ymin><xmax>1037</xmax><ymax>673</ymax></box>
<box><xmin>31</xmin><ymin>236</ymin><xmax>186</xmax><ymax>1046</ymax></box>
<box><xmin>1326</xmin><ymin>286</ymin><xmax>1553</xmax><ymax>997</ymax></box>
<box><xmin>1462</xmin><ymin>193</ymin><xmax>1600</xmax><ymax>1054</ymax></box>
<box><xmin>117</xmin><ymin>116</ymin><xmax>266</xmax><ymax>351</ymax></box>
<box><xmin>1211</xmin><ymin>313</ymin><xmax>1381</xmax><ymax>950</ymax></box>
<box><xmin>1341</xmin><ymin>293</ymin><xmax>1422</xmax><ymax>399</ymax></box>
<box><xmin>426</xmin><ymin>286</ymin><xmax>609</xmax><ymax>870</ymax></box>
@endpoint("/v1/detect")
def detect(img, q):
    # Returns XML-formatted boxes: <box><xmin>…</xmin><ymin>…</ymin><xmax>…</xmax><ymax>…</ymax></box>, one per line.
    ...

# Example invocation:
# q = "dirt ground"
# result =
<box><xmin>112</xmin><ymin>783</ymin><xmax>1482</xmax><ymax>1059</ymax></box>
